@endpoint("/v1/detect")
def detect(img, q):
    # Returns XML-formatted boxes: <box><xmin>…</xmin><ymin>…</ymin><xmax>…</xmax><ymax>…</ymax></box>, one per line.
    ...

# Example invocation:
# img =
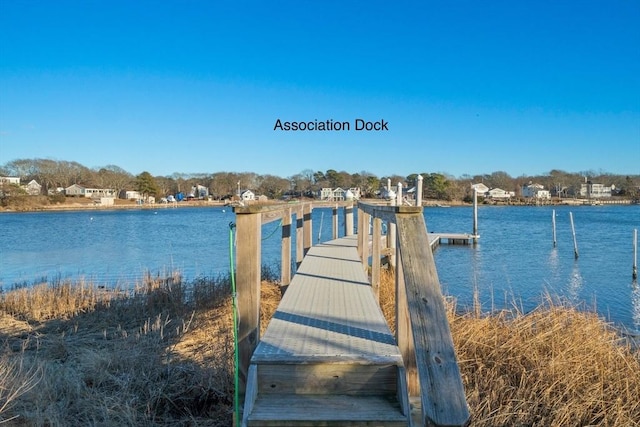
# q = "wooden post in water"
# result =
<box><xmin>416</xmin><ymin>175</ymin><xmax>423</xmax><ymax>207</ymax></box>
<box><xmin>473</xmin><ymin>188</ymin><xmax>478</xmax><ymax>244</ymax></box>
<box><xmin>633</xmin><ymin>228</ymin><xmax>638</xmax><ymax>280</ymax></box>
<box><xmin>569</xmin><ymin>211</ymin><xmax>579</xmax><ymax>259</ymax></box>
<box><xmin>552</xmin><ymin>209</ymin><xmax>557</xmax><ymax>247</ymax></box>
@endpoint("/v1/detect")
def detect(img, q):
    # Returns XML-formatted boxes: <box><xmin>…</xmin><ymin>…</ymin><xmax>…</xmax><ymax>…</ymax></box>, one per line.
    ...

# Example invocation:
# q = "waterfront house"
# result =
<box><xmin>580</xmin><ymin>182</ymin><xmax>613</xmax><ymax>198</ymax></box>
<box><xmin>24</xmin><ymin>180</ymin><xmax>42</xmax><ymax>196</ymax></box>
<box><xmin>487</xmin><ymin>188</ymin><xmax>512</xmax><ymax>200</ymax></box>
<box><xmin>0</xmin><ymin>176</ymin><xmax>20</xmax><ymax>185</ymax></box>
<box><xmin>65</xmin><ymin>184</ymin><xmax>116</xmax><ymax>198</ymax></box>
<box><xmin>471</xmin><ymin>183</ymin><xmax>489</xmax><ymax>196</ymax></box>
<box><xmin>522</xmin><ymin>183</ymin><xmax>551</xmax><ymax>200</ymax></box>
<box><xmin>241</xmin><ymin>190</ymin><xmax>255</xmax><ymax>201</ymax></box>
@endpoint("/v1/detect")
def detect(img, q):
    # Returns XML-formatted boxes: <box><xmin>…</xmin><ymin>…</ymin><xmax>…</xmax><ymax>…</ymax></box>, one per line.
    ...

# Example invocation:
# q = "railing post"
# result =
<box><xmin>357</xmin><ymin>205</ymin><xmax>364</xmax><ymax>259</ymax></box>
<box><xmin>303</xmin><ymin>203</ymin><xmax>312</xmax><ymax>256</ymax></box>
<box><xmin>416</xmin><ymin>175</ymin><xmax>423</xmax><ymax>207</ymax></box>
<box><xmin>361</xmin><ymin>210</ymin><xmax>370</xmax><ymax>272</ymax></box>
<box><xmin>388</xmin><ymin>189</ymin><xmax>397</xmax><ymax>269</ymax></box>
<box><xmin>281</xmin><ymin>207</ymin><xmax>292</xmax><ymax>286</ymax></box>
<box><xmin>235</xmin><ymin>211</ymin><xmax>261</xmax><ymax>395</ymax></box>
<box><xmin>296</xmin><ymin>205</ymin><xmax>304</xmax><ymax>268</ymax></box>
<box><xmin>332</xmin><ymin>204</ymin><xmax>338</xmax><ymax>239</ymax></box>
<box><xmin>371</xmin><ymin>216</ymin><xmax>382</xmax><ymax>301</ymax></box>
<box><xmin>344</xmin><ymin>202</ymin><xmax>354</xmax><ymax>236</ymax></box>
<box><xmin>395</xmin><ymin>224</ymin><xmax>419</xmax><ymax>396</ymax></box>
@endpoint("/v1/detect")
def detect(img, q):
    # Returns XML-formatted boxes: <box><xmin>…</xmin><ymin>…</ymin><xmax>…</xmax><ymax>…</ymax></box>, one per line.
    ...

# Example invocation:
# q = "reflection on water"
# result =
<box><xmin>568</xmin><ymin>261</ymin><xmax>583</xmax><ymax>305</ymax></box>
<box><xmin>632</xmin><ymin>282</ymin><xmax>640</xmax><ymax>333</ymax></box>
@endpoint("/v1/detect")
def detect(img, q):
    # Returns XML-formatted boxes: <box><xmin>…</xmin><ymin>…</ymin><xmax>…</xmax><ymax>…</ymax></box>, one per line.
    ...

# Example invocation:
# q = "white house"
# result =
<box><xmin>24</xmin><ymin>180</ymin><xmax>42</xmax><ymax>196</ymax></box>
<box><xmin>241</xmin><ymin>190</ymin><xmax>255</xmax><ymax>201</ymax></box>
<box><xmin>123</xmin><ymin>190</ymin><xmax>142</xmax><ymax>200</ymax></box>
<box><xmin>0</xmin><ymin>176</ymin><xmax>20</xmax><ymax>185</ymax></box>
<box><xmin>522</xmin><ymin>183</ymin><xmax>551</xmax><ymax>200</ymax></box>
<box><xmin>487</xmin><ymin>188</ymin><xmax>512</xmax><ymax>200</ymax></box>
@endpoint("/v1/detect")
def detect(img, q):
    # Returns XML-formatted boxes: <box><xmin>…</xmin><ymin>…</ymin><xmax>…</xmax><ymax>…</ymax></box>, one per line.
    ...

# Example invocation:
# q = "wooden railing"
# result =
<box><xmin>357</xmin><ymin>201</ymin><xmax>470</xmax><ymax>427</ymax></box>
<box><xmin>233</xmin><ymin>199</ymin><xmax>469</xmax><ymax>426</ymax></box>
<box><xmin>233</xmin><ymin>201</ymin><xmax>354</xmax><ymax>392</ymax></box>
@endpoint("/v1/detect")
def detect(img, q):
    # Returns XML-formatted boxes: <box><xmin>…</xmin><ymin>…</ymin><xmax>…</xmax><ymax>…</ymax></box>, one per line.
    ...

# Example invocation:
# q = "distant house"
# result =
<box><xmin>580</xmin><ymin>182</ymin><xmax>613</xmax><ymax>198</ymax></box>
<box><xmin>487</xmin><ymin>188</ymin><xmax>512</xmax><ymax>200</ymax></box>
<box><xmin>0</xmin><ymin>176</ymin><xmax>20</xmax><ymax>186</ymax></box>
<box><xmin>241</xmin><ymin>190</ymin><xmax>255</xmax><ymax>201</ymax></box>
<box><xmin>522</xmin><ymin>183</ymin><xmax>551</xmax><ymax>200</ymax></box>
<box><xmin>65</xmin><ymin>184</ymin><xmax>116</xmax><ymax>198</ymax></box>
<box><xmin>192</xmin><ymin>184</ymin><xmax>209</xmax><ymax>199</ymax></box>
<box><xmin>24</xmin><ymin>180</ymin><xmax>42</xmax><ymax>196</ymax></box>
<box><xmin>122</xmin><ymin>190</ymin><xmax>142</xmax><ymax>200</ymax></box>
<box><xmin>319</xmin><ymin>187</ymin><xmax>361</xmax><ymax>201</ymax></box>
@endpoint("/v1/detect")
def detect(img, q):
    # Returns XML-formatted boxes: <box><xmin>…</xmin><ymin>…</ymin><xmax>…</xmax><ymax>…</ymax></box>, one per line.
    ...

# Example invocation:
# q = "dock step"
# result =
<box><xmin>246</xmin><ymin>393</ymin><xmax>408</xmax><ymax>427</ymax></box>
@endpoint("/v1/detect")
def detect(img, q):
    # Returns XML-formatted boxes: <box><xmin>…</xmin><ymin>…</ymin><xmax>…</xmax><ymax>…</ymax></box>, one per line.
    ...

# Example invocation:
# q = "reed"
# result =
<box><xmin>1</xmin><ymin>270</ymin><xmax>638</xmax><ymax>426</ymax></box>
<box><xmin>378</xmin><ymin>270</ymin><xmax>640</xmax><ymax>426</ymax></box>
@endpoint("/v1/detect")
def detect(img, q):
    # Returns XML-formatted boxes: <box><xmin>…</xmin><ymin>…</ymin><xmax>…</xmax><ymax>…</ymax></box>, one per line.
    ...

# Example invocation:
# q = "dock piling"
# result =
<box><xmin>473</xmin><ymin>188</ymin><xmax>478</xmax><ymax>244</ymax></box>
<box><xmin>633</xmin><ymin>229</ymin><xmax>637</xmax><ymax>281</ymax></box>
<box><xmin>552</xmin><ymin>209</ymin><xmax>557</xmax><ymax>247</ymax></box>
<box><xmin>570</xmin><ymin>212</ymin><xmax>579</xmax><ymax>259</ymax></box>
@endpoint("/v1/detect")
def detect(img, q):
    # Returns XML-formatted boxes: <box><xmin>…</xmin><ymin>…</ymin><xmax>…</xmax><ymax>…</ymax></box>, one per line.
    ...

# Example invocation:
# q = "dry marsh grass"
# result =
<box><xmin>1</xmin><ymin>270</ymin><xmax>639</xmax><ymax>426</ymax></box>
<box><xmin>378</xmin><ymin>269</ymin><xmax>640</xmax><ymax>426</ymax></box>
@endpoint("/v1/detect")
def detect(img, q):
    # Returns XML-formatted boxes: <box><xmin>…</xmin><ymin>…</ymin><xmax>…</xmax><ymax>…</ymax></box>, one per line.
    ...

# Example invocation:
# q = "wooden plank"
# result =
<box><xmin>236</xmin><ymin>212</ymin><xmax>262</xmax><ymax>394</ymax></box>
<box><xmin>395</xmin><ymin>243</ymin><xmax>419</xmax><ymax>396</ymax></box>
<box><xmin>256</xmin><ymin>364</ymin><xmax>398</xmax><ymax>395</ymax></box>
<box><xmin>395</xmin><ymin>214</ymin><xmax>470</xmax><ymax>427</ymax></box>
<box><xmin>252</xmin><ymin>236</ymin><xmax>401</xmax><ymax>365</ymax></box>
<box><xmin>247</xmin><ymin>394</ymin><xmax>407</xmax><ymax>426</ymax></box>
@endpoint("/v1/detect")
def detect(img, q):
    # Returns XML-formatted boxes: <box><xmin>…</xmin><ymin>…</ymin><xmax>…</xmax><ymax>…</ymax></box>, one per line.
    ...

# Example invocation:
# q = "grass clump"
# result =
<box><xmin>378</xmin><ymin>269</ymin><xmax>640</xmax><ymax>427</ymax></box>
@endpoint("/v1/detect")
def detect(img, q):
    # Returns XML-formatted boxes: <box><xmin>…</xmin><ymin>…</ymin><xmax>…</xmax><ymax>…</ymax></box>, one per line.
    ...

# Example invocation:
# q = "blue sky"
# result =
<box><xmin>1</xmin><ymin>0</ymin><xmax>639</xmax><ymax>179</ymax></box>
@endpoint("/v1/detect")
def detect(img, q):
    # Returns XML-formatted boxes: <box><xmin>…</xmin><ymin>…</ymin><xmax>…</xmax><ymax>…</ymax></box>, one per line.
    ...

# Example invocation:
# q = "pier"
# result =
<box><xmin>233</xmin><ymin>201</ymin><xmax>471</xmax><ymax>426</ymax></box>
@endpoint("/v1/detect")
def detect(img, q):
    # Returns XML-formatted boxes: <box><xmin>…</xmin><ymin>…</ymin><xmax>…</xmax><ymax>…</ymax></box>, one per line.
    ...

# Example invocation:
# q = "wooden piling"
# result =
<box><xmin>633</xmin><ymin>228</ymin><xmax>638</xmax><ymax>280</ymax></box>
<box><xmin>473</xmin><ymin>188</ymin><xmax>478</xmax><ymax>244</ymax></box>
<box><xmin>552</xmin><ymin>209</ymin><xmax>557</xmax><ymax>247</ymax></box>
<box><xmin>416</xmin><ymin>175</ymin><xmax>423</xmax><ymax>207</ymax></box>
<box><xmin>570</xmin><ymin>212</ymin><xmax>579</xmax><ymax>259</ymax></box>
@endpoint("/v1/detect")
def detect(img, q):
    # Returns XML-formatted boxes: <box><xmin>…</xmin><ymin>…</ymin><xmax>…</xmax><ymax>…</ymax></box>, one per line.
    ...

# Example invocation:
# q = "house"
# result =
<box><xmin>0</xmin><ymin>176</ymin><xmax>20</xmax><ymax>186</ymax></box>
<box><xmin>241</xmin><ymin>190</ymin><xmax>255</xmax><ymax>201</ymax></box>
<box><xmin>65</xmin><ymin>184</ymin><xmax>116</xmax><ymax>198</ymax></box>
<box><xmin>320</xmin><ymin>187</ymin><xmax>361</xmax><ymax>201</ymax></box>
<box><xmin>24</xmin><ymin>180</ymin><xmax>42</xmax><ymax>196</ymax></box>
<box><xmin>487</xmin><ymin>188</ymin><xmax>512</xmax><ymax>200</ymax></box>
<box><xmin>192</xmin><ymin>184</ymin><xmax>209</xmax><ymax>199</ymax></box>
<box><xmin>580</xmin><ymin>182</ymin><xmax>613</xmax><ymax>198</ymax></box>
<box><xmin>522</xmin><ymin>183</ymin><xmax>551</xmax><ymax>200</ymax></box>
<box><xmin>122</xmin><ymin>190</ymin><xmax>142</xmax><ymax>200</ymax></box>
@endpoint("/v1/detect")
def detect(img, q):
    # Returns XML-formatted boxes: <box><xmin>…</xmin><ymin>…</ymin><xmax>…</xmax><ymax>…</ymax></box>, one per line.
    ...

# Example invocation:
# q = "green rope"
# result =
<box><xmin>228</xmin><ymin>222</ymin><xmax>240</xmax><ymax>426</ymax></box>
<box><xmin>261</xmin><ymin>219</ymin><xmax>282</xmax><ymax>241</ymax></box>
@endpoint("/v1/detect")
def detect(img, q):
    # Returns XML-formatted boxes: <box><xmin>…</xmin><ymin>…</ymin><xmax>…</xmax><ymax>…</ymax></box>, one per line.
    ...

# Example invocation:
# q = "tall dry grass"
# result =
<box><xmin>0</xmin><ymin>272</ymin><xmax>281</xmax><ymax>426</ymax></box>
<box><xmin>2</xmin><ymin>269</ymin><xmax>639</xmax><ymax>426</ymax></box>
<box><xmin>378</xmin><ymin>269</ymin><xmax>640</xmax><ymax>426</ymax></box>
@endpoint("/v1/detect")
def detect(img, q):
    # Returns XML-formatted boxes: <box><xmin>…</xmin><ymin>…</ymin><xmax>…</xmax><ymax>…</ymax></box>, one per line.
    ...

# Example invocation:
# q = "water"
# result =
<box><xmin>1</xmin><ymin>204</ymin><xmax>638</xmax><ymax>333</ymax></box>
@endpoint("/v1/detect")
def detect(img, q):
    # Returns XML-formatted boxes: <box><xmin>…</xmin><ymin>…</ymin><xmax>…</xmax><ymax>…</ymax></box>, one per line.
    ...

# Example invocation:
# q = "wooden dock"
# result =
<box><xmin>234</xmin><ymin>201</ymin><xmax>470</xmax><ymax>427</ymax></box>
<box><xmin>243</xmin><ymin>236</ymin><xmax>409</xmax><ymax>426</ymax></box>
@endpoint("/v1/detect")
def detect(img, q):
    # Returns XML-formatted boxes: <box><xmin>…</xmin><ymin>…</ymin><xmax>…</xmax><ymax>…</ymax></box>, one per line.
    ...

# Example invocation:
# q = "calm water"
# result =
<box><xmin>1</xmin><ymin>204</ymin><xmax>639</xmax><ymax>333</ymax></box>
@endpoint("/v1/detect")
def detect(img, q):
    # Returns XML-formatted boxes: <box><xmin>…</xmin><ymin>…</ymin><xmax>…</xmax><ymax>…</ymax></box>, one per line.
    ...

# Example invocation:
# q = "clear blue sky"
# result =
<box><xmin>1</xmin><ymin>0</ymin><xmax>639</xmax><ymax>179</ymax></box>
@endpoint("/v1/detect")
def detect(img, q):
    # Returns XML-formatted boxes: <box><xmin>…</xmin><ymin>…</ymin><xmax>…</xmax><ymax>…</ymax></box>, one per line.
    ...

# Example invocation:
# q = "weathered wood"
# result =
<box><xmin>357</xmin><ymin>207</ymin><xmax>364</xmax><ymax>259</ymax></box>
<box><xmin>344</xmin><ymin>203</ymin><xmax>354</xmax><ymax>236</ymax></box>
<box><xmin>395</xmin><ymin>244</ymin><xmax>419</xmax><ymax>396</ymax></box>
<box><xmin>395</xmin><ymin>213</ymin><xmax>470</xmax><ymax>427</ymax></box>
<box><xmin>295</xmin><ymin>206</ymin><xmax>304</xmax><ymax>268</ymax></box>
<box><xmin>361</xmin><ymin>211</ymin><xmax>370</xmax><ymax>273</ymax></box>
<box><xmin>357</xmin><ymin>202</ymin><xmax>422</xmax><ymax>224</ymax></box>
<box><xmin>247</xmin><ymin>394</ymin><xmax>408</xmax><ymax>426</ymax></box>
<box><xmin>235</xmin><ymin>212</ymin><xmax>262</xmax><ymax>394</ymax></box>
<box><xmin>332</xmin><ymin>205</ymin><xmax>338</xmax><ymax>240</ymax></box>
<box><xmin>371</xmin><ymin>218</ymin><xmax>382</xmax><ymax>301</ymax></box>
<box><xmin>281</xmin><ymin>208</ymin><xmax>292</xmax><ymax>286</ymax></box>
<box><xmin>303</xmin><ymin>203</ymin><xmax>313</xmax><ymax>256</ymax></box>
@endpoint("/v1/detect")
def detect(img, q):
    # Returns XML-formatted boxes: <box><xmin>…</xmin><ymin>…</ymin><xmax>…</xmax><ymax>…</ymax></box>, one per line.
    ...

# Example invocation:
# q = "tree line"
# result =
<box><xmin>1</xmin><ymin>158</ymin><xmax>639</xmax><ymax>202</ymax></box>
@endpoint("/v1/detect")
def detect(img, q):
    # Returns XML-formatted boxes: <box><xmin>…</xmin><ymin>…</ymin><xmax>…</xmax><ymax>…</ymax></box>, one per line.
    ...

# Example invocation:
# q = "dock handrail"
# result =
<box><xmin>358</xmin><ymin>201</ymin><xmax>470</xmax><ymax>427</ymax></box>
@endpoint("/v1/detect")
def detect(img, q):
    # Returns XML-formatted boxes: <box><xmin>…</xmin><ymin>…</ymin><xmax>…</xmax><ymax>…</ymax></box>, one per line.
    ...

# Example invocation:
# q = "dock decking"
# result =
<box><xmin>243</xmin><ymin>235</ymin><xmax>410</xmax><ymax>426</ymax></box>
